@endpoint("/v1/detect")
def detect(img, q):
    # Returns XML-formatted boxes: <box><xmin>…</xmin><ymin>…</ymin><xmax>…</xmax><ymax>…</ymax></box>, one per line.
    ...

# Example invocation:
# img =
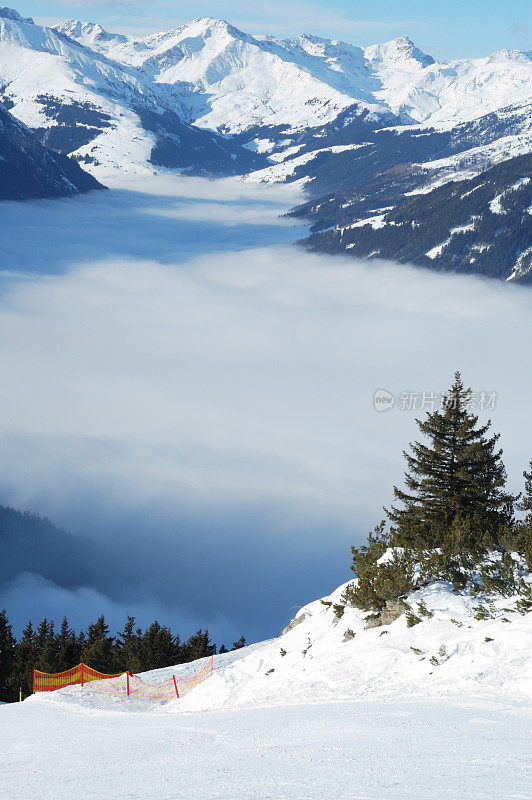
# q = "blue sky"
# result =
<box><xmin>26</xmin><ymin>0</ymin><xmax>532</xmax><ymax>58</ymax></box>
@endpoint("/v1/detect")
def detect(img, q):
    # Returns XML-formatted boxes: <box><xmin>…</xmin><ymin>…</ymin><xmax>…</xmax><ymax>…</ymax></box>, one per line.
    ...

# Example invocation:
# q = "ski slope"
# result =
<box><xmin>1</xmin><ymin>695</ymin><xmax>529</xmax><ymax>799</ymax></box>
<box><xmin>1</xmin><ymin>574</ymin><xmax>531</xmax><ymax>798</ymax></box>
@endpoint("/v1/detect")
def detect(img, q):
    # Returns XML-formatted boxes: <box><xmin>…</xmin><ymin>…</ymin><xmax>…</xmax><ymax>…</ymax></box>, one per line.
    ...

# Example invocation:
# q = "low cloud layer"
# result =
<box><xmin>1</xmin><ymin>572</ymin><xmax>237</xmax><ymax>645</ymax></box>
<box><xmin>1</xmin><ymin>174</ymin><xmax>531</xmax><ymax>642</ymax></box>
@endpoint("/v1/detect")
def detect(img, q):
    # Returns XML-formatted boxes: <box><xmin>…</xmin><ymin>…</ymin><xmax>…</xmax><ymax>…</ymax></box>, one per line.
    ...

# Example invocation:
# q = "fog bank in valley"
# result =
<box><xmin>1</xmin><ymin>174</ymin><xmax>530</xmax><ymax>643</ymax></box>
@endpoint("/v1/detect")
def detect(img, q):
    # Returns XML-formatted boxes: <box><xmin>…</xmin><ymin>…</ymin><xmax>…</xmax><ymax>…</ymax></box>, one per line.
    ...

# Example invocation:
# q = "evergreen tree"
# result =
<box><xmin>0</xmin><ymin>609</ymin><xmax>16</xmax><ymax>701</ymax></box>
<box><xmin>10</xmin><ymin>620</ymin><xmax>36</xmax><ymax>698</ymax></box>
<box><xmin>82</xmin><ymin>616</ymin><xmax>116</xmax><ymax>673</ymax></box>
<box><xmin>182</xmin><ymin>630</ymin><xmax>216</xmax><ymax>662</ymax></box>
<box><xmin>232</xmin><ymin>636</ymin><xmax>246</xmax><ymax>650</ymax></box>
<box><xmin>39</xmin><ymin>621</ymin><xmax>59</xmax><ymax>673</ymax></box>
<box><xmin>76</xmin><ymin>628</ymin><xmax>86</xmax><ymax>656</ymax></box>
<box><xmin>139</xmin><ymin>622</ymin><xmax>180</xmax><ymax>672</ymax></box>
<box><xmin>387</xmin><ymin>372</ymin><xmax>514</xmax><ymax>551</ymax></box>
<box><xmin>519</xmin><ymin>460</ymin><xmax>532</xmax><ymax>516</ymax></box>
<box><xmin>343</xmin><ymin>522</ymin><xmax>414</xmax><ymax>612</ymax></box>
<box><xmin>116</xmin><ymin>616</ymin><xmax>142</xmax><ymax>673</ymax></box>
<box><xmin>34</xmin><ymin>619</ymin><xmax>51</xmax><ymax>670</ymax></box>
<box><xmin>507</xmin><ymin>460</ymin><xmax>532</xmax><ymax>569</ymax></box>
<box><xmin>56</xmin><ymin>617</ymin><xmax>80</xmax><ymax>672</ymax></box>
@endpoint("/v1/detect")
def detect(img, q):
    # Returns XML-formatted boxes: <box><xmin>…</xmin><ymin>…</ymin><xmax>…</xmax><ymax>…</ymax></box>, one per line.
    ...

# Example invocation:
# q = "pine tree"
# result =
<box><xmin>232</xmin><ymin>636</ymin><xmax>246</xmax><ymax>650</ymax></box>
<box><xmin>76</xmin><ymin>628</ymin><xmax>86</xmax><ymax>656</ymax></box>
<box><xmin>0</xmin><ymin>609</ymin><xmax>16</xmax><ymax>701</ymax></box>
<box><xmin>139</xmin><ymin>622</ymin><xmax>180</xmax><ymax>672</ymax></box>
<box><xmin>343</xmin><ymin>522</ymin><xmax>414</xmax><ymax>613</ymax></box>
<box><xmin>82</xmin><ymin>616</ymin><xmax>116</xmax><ymax>673</ymax></box>
<box><xmin>116</xmin><ymin>616</ymin><xmax>143</xmax><ymax>673</ymax></box>
<box><xmin>40</xmin><ymin>621</ymin><xmax>59</xmax><ymax>673</ymax></box>
<box><xmin>182</xmin><ymin>630</ymin><xmax>216</xmax><ymax>662</ymax></box>
<box><xmin>509</xmin><ymin>459</ymin><xmax>532</xmax><ymax>569</ymax></box>
<box><xmin>10</xmin><ymin>620</ymin><xmax>36</xmax><ymax>698</ymax></box>
<box><xmin>387</xmin><ymin>372</ymin><xmax>514</xmax><ymax>551</ymax></box>
<box><xmin>519</xmin><ymin>460</ymin><xmax>532</xmax><ymax>516</ymax></box>
<box><xmin>56</xmin><ymin>617</ymin><xmax>80</xmax><ymax>672</ymax></box>
<box><xmin>34</xmin><ymin>619</ymin><xmax>51</xmax><ymax>670</ymax></box>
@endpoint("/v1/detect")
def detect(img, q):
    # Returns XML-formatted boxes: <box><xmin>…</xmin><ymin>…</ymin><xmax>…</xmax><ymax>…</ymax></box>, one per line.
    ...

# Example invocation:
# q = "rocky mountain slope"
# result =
<box><xmin>0</xmin><ymin>101</ymin><xmax>102</xmax><ymax>199</ymax></box>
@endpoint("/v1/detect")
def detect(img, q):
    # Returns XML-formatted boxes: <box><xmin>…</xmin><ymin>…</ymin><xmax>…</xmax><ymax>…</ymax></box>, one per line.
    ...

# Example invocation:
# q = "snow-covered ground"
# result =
<box><xmin>1</xmin><ymin>695</ymin><xmax>530</xmax><ymax>799</ymax></box>
<box><xmin>1</xmin><ymin>576</ymin><xmax>531</xmax><ymax>798</ymax></box>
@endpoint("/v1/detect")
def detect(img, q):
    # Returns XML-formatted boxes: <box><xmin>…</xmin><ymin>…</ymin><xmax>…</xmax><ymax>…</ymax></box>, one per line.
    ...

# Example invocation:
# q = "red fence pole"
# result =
<box><xmin>173</xmin><ymin>675</ymin><xmax>179</xmax><ymax>699</ymax></box>
<box><xmin>81</xmin><ymin>663</ymin><xmax>84</xmax><ymax>688</ymax></box>
<box><xmin>127</xmin><ymin>672</ymin><xmax>130</xmax><ymax>697</ymax></box>
<box><xmin>33</xmin><ymin>669</ymin><xmax>35</xmax><ymax>694</ymax></box>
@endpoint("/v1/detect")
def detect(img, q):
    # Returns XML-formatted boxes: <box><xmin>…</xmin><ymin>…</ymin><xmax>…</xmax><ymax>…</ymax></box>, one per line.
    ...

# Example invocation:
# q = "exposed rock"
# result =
<box><xmin>282</xmin><ymin>612</ymin><xmax>310</xmax><ymax>635</ymax></box>
<box><xmin>364</xmin><ymin>599</ymin><xmax>409</xmax><ymax>629</ymax></box>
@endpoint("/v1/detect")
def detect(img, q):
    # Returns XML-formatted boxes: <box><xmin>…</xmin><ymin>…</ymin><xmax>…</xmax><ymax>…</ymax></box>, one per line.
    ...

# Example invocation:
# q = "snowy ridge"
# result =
<box><xmin>0</xmin><ymin>8</ymin><xmax>529</xmax><ymax>182</ymax></box>
<box><xmin>300</xmin><ymin>151</ymin><xmax>532</xmax><ymax>281</ymax></box>
<box><xmin>54</xmin><ymin>17</ymin><xmax>532</xmax><ymax>139</ymax></box>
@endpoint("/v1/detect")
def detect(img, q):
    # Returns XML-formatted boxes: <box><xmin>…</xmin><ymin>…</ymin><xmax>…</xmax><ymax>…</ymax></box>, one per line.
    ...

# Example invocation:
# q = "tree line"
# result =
<box><xmin>0</xmin><ymin>613</ymin><xmax>246</xmax><ymax>702</ymax></box>
<box><xmin>343</xmin><ymin>373</ymin><xmax>532</xmax><ymax>621</ymax></box>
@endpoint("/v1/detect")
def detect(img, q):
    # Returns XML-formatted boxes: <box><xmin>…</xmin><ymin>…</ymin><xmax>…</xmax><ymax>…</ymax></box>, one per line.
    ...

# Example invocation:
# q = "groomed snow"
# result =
<box><xmin>1</xmin><ymin>695</ymin><xmax>530</xmax><ymax>799</ymax></box>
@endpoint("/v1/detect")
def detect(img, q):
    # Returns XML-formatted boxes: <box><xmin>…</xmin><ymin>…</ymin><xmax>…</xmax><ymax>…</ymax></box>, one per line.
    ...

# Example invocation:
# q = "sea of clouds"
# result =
<box><xmin>0</xmin><ymin>174</ymin><xmax>530</xmax><ymax>644</ymax></box>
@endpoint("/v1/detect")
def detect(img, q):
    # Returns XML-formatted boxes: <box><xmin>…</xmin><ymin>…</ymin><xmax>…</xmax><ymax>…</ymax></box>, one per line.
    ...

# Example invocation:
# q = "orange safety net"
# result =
<box><xmin>32</xmin><ymin>657</ymin><xmax>214</xmax><ymax>700</ymax></box>
<box><xmin>33</xmin><ymin>663</ymin><xmax>121</xmax><ymax>693</ymax></box>
<box><xmin>88</xmin><ymin>657</ymin><xmax>214</xmax><ymax>700</ymax></box>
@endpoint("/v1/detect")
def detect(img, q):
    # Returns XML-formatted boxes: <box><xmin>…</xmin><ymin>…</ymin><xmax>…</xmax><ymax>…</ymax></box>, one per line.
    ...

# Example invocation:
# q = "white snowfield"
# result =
<box><xmin>1</xmin><ymin>573</ymin><xmax>531</xmax><ymax>798</ymax></box>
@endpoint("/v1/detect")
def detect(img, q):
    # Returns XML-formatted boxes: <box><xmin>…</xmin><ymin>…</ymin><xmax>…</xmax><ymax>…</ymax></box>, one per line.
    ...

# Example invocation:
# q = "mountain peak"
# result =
<box><xmin>184</xmin><ymin>16</ymin><xmax>247</xmax><ymax>39</ymax></box>
<box><xmin>365</xmin><ymin>36</ymin><xmax>435</xmax><ymax>68</ymax></box>
<box><xmin>0</xmin><ymin>6</ymin><xmax>33</xmax><ymax>24</ymax></box>
<box><xmin>54</xmin><ymin>19</ymin><xmax>127</xmax><ymax>45</ymax></box>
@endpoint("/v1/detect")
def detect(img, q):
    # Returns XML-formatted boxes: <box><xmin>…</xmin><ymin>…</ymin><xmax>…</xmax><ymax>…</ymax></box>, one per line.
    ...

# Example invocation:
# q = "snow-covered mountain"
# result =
<box><xmin>0</xmin><ymin>101</ymin><xmax>102</xmax><ymax>199</ymax></box>
<box><xmin>2</xmin><ymin>7</ymin><xmax>531</xmax><ymax>282</ymax></box>
<box><xmin>54</xmin><ymin>17</ymin><xmax>531</xmax><ymax>140</ymax></box>
<box><xmin>0</xmin><ymin>9</ymin><xmax>264</xmax><ymax>178</ymax></box>
<box><xmin>49</xmin><ymin>14</ymin><xmax>532</xmax><ymax>286</ymax></box>
<box><xmin>3</xmin><ymin>8</ymin><xmax>529</xmax><ymax>180</ymax></box>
